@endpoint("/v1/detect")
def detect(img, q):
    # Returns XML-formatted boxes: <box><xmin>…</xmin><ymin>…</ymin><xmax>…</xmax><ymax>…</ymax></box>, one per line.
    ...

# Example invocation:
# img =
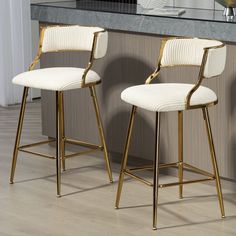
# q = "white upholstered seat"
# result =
<box><xmin>121</xmin><ymin>83</ymin><xmax>217</xmax><ymax>112</ymax></box>
<box><xmin>12</xmin><ymin>67</ymin><xmax>100</xmax><ymax>91</ymax></box>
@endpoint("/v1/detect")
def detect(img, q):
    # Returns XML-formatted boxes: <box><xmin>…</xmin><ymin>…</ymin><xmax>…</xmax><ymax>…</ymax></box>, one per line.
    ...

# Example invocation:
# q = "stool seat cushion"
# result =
<box><xmin>121</xmin><ymin>83</ymin><xmax>217</xmax><ymax>112</ymax></box>
<box><xmin>12</xmin><ymin>67</ymin><xmax>101</xmax><ymax>91</ymax></box>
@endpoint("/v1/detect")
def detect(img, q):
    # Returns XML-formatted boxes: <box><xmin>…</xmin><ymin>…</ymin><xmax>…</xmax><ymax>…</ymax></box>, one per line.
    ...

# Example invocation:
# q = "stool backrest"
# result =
<box><xmin>160</xmin><ymin>38</ymin><xmax>226</xmax><ymax>78</ymax></box>
<box><xmin>41</xmin><ymin>25</ymin><xmax>108</xmax><ymax>59</ymax></box>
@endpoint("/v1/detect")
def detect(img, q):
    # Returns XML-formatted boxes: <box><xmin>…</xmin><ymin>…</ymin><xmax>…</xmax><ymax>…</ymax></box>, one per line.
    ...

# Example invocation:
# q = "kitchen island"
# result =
<box><xmin>32</xmin><ymin>0</ymin><xmax>236</xmax><ymax>181</ymax></box>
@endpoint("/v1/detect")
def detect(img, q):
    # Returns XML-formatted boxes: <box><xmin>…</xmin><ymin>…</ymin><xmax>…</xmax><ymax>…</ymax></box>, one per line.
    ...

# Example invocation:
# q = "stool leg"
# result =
<box><xmin>10</xmin><ymin>87</ymin><xmax>29</xmax><ymax>184</ymax></box>
<box><xmin>202</xmin><ymin>107</ymin><xmax>225</xmax><ymax>218</ymax></box>
<box><xmin>90</xmin><ymin>86</ymin><xmax>113</xmax><ymax>183</ymax></box>
<box><xmin>56</xmin><ymin>91</ymin><xmax>63</xmax><ymax>197</ymax></box>
<box><xmin>115</xmin><ymin>106</ymin><xmax>137</xmax><ymax>209</ymax></box>
<box><xmin>153</xmin><ymin>112</ymin><xmax>161</xmax><ymax>230</ymax></box>
<box><xmin>178</xmin><ymin>111</ymin><xmax>184</xmax><ymax>199</ymax></box>
<box><xmin>60</xmin><ymin>92</ymin><xmax>66</xmax><ymax>171</ymax></box>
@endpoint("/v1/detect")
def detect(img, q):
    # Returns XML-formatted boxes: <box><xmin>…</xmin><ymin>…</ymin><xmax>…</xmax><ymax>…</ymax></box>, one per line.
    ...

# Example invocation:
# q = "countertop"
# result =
<box><xmin>31</xmin><ymin>0</ymin><xmax>236</xmax><ymax>42</ymax></box>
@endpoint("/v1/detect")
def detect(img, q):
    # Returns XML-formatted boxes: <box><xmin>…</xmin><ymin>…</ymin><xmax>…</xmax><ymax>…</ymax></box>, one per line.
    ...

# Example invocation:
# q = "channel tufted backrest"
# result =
<box><xmin>41</xmin><ymin>25</ymin><xmax>108</xmax><ymax>59</ymax></box>
<box><xmin>160</xmin><ymin>38</ymin><xmax>226</xmax><ymax>78</ymax></box>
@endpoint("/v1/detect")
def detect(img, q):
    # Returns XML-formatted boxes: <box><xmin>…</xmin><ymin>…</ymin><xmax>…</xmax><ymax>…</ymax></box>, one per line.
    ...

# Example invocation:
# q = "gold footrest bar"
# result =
<box><xmin>124</xmin><ymin>169</ymin><xmax>215</xmax><ymax>188</ymax></box>
<box><xmin>159</xmin><ymin>177</ymin><xmax>215</xmax><ymax>188</ymax></box>
<box><xmin>18</xmin><ymin>139</ymin><xmax>55</xmax><ymax>149</ymax></box>
<box><xmin>159</xmin><ymin>162</ymin><xmax>179</xmax><ymax>169</ymax></box>
<box><xmin>17</xmin><ymin>138</ymin><xmax>104</xmax><ymax>160</ymax></box>
<box><xmin>65</xmin><ymin>138</ymin><xmax>103</xmax><ymax>150</ymax></box>
<box><xmin>19</xmin><ymin>147</ymin><xmax>101</xmax><ymax>160</ymax></box>
<box><xmin>127</xmin><ymin>165</ymin><xmax>153</xmax><ymax>172</ymax></box>
<box><xmin>124</xmin><ymin>161</ymin><xmax>216</xmax><ymax>188</ymax></box>
<box><xmin>18</xmin><ymin>148</ymin><xmax>55</xmax><ymax>159</ymax></box>
<box><xmin>183</xmin><ymin>163</ymin><xmax>215</xmax><ymax>178</ymax></box>
<box><xmin>64</xmin><ymin>148</ymin><xmax>100</xmax><ymax>159</ymax></box>
<box><xmin>124</xmin><ymin>170</ymin><xmax>153</xmax><ymax>186</ymax></box>
<box><xmin>126</xmin><ymin>162</ymin><xmax>179</xmax><ymax>172</ymax></box>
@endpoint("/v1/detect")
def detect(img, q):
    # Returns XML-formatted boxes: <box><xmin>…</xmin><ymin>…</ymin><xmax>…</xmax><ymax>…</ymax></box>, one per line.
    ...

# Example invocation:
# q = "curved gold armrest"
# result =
<box><xmin>185</xmin><ymin>42</ymin><xmax>225</xmax><ymax>109</ymax></box>
<box><xmin>145</xmin><ymin>38</ymin><xmax>167</xmax><ymax>85</ymax></box>
<box><xmin>82</xmin><ymin>62</ymin><xmax>93</xmax><ymax>87</ymax></box>
<box><xmin>185</xmin><ymin>48</ymin><xmax>209</xmax><ymax>109</ymax></box>
<box><xmin>28</xmin><ymin>26</ymin><xmax>45</xmax><ymax>72</ymax></box>
<box><xmin>145</xmin><ymin>68</ymin><xmax>161</xmax><ymax>84</ymax></box>
<box><xmin>82</xmin><ymin>30</ymin><xmax>106</xmax><ymax>88</ymax></box>
<box><xmin>28</xmin><ymin>55</ymin><xmax>41</xmax><ymax>71</ymax></box>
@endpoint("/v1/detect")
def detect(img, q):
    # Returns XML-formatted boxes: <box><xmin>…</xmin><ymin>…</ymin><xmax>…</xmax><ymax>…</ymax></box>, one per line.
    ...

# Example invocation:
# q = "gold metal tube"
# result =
<box><xmin>18</xmin><ymin>148</ymin><xmax>55</xmax><ymax>159</ymax></box>
<box><xmin>65</xmin><ymin>138</ymin><xmax>102</xmax><ymax>150</ymax></box>
<box><xmin>153</xmin><ymin>112</ymin><xmax>161</xmax><ymax>230</ymax></box>
<box><xmin>184</xmin><ymin>163</ymin><xmax>215</xmax><ymax>178</ymax></box>
<box><xmin>178</xmin><ymin>111</ymin><xmax>184</xmax><ymax>199</ymax></box>
<box><xmin>126</xmin><ymin>165</ymin><xmax>153</xmax><ymax>172</ymax></box>
<box><xmin>10</xmin><ymin>87</ymin><xmax>29</xmax><ymax>184</ymax></box>
<box><xmin>18</xmin><ymin>139</ymin><xmax>55</xmax><ymax>149</ymax></box>
<box><xmin>202</xmin><ymin>107</ymin><xmax>225</xmax><ymax>218</ymax></box>
<box><xmin>56</xmin><ymin>91</ymin><xmax>62</xmax><ymax>197</ymax></box>
<box><xmin>123</xmin><ymin>172</ymin><xmax>214</xmax><ymax>189</ymax></box>
<box><xmin>125</xmin><ymin>162</ymin><xmax>178</xmax><ymax>172</ymax></box>
<box><xmin>124</xmin><ymin>170</ymin><xmax>153</xmax><ymax>186</ymax></box>
<box><xmin>64</xmin><ymin>148</ymin><xmax>99</xmax><ymax>159</ymax></box>
<box><xmin>90</xmin><ymin>86</ymin><xmax>113</xmax><ymax>183</ymax></box>
<box><xmin>159</xmin><ymin>162</ymin><xmax>179</xmax><ymax>168</ymax></box>
<box><xmin>115</xmin><ymin>106</ymin><xmax>137</xmax><ymax>209</ymax></box>
<box><xmin>60</xmin><ymin>92</ymin><xmax>66</xmax><ymax>171</ymax></box>
<box><xmin>159</xmin><ymin>177</ymin><xmax>215</xmax><ymax>188</ymax></box>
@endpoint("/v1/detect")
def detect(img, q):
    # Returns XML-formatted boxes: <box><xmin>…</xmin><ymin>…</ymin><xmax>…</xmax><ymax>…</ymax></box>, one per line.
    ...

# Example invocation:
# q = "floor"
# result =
<box><xmin>0</xmin><ymin>101</ymin><xmax>236</xmax><ymax>236</ymax></box>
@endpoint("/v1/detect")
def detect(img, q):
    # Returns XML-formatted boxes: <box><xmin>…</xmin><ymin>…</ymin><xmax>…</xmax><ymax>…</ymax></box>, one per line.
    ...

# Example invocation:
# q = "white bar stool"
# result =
<box><xmin>10</xmin><ymin>25</ymin><xmax>113</xmax><ymax>197</ymax></box>
<box><xmin>115</xmin><ymin>37</ymin><xmax>226</xmax><ymax>230</ymax></box>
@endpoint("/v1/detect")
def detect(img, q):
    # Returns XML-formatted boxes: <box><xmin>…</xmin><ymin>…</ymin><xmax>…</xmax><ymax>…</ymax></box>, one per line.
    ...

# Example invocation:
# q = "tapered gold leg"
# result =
<box><xmin>115</xmin><ymin>106</ymin><xmax>137</xmax><ymax>209</ymax></box>
<box><xmin>60</xmin><ymin>92</ymin><xmax>66</xmax><ymax>171</ymax></box>
<box><xmin>202</xmin><ymin>107</ymin><xmax>225</xmax><ymax>218</ymax></box>
<box><xmin>153</xmin><ymin>112</ymin><xmax>161</xmax><ymax>230</ymax></box>
<box><xmin>56</xmin><ymin>91</ymin><xmax>63</xmax><ymax>197</ymax></box>
<box><xmin>90</xmin><ymin>86</ymin><xmax>113</xmax><ymax>183</ymax></box>
<box><xmin>178</xmin><ymin>111</ymin><xmax>184</xmax><ymax>199</ymax></box>
<box><xmin>10</xmin><ymin>87</ymin><xmax>29</xmax><ymax>184</ymax></box>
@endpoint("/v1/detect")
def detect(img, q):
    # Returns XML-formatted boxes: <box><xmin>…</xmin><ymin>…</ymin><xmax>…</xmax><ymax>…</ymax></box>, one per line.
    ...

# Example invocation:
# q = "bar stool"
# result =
<box><xmin>115</xmin><ymin>38</ymin><xmax>226</xmax><ymax>229</ymax></box>
<box><xmin>10</xmin><ymin>25</ymin><xmax>113</xmax><ymax>197</ymax></box>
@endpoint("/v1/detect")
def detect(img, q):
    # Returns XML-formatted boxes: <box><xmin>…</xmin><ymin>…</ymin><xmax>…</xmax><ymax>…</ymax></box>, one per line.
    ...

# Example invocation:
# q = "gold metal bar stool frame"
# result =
<box><xmin>115</xmin><ymin>38</ymin><xmax>226</xmax><ymax>230</ymax></box>
<box><xmin>10</xmin><ymin>25</ymin><xmax>113</xmax><ymax>197</ymax></box>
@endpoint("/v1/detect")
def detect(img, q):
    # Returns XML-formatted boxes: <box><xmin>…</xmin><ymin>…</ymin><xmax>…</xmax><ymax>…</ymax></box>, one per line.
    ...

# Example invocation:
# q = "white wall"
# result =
<box><xmin>0</xmin><ymin>0</ymin><xmax>70</xmax><ymax>106</ymax></box>
<box><xmin>0</xmin><ymin>1</ymin><xmax>12</xmax><ymax>106</ymax></box>
<box><xmin>0</xmin><ymin>0</ymin><xmax>32</xmax><ymax>106</ymax></box>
